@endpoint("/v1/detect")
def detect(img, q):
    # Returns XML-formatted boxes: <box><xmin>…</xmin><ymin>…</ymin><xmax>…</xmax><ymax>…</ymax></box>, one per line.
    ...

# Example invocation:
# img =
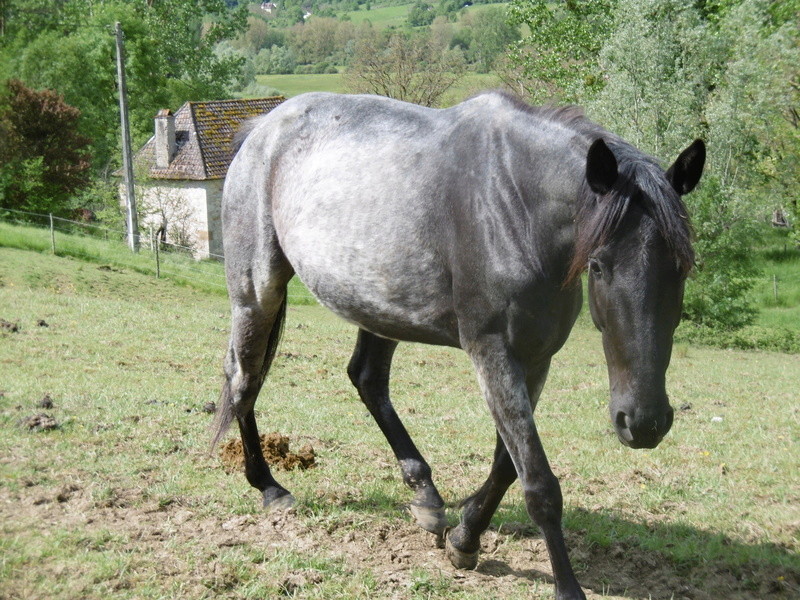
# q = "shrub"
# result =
<box><xmin>682</xmin><ymin>177</ymin><xmax>759</xmax><ymax>330</ymax></box>
<box><xmin>676</xmin><ymin>323</ymin><xmax>800</xmax><ymax>354</ymax></box>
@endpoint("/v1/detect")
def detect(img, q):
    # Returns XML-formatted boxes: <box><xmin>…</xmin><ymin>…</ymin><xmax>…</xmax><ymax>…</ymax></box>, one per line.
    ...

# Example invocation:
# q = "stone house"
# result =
<box><xmin>128</xmin><ymin>96</ymin><xmax>285</xmax><ymax>258</ymax></box>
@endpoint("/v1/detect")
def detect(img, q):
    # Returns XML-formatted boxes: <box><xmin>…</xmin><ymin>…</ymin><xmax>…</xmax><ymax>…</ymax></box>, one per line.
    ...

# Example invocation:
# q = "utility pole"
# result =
<box><xmin>115</xmin><ymin>21</ymin><xmax>139</xmax><ymax>252</ymax></box>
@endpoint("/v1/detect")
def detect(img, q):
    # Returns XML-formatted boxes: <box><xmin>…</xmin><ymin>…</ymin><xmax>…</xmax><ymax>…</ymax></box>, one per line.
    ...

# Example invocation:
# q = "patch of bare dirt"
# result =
<box><xmin>1</xmin><ymin>471</ymin><xmax>797</xmax><ymax>600</ymax></box>
<box><xmin>219</xmin><ymin>432</ymin><xmax>316</xmax><ymax>472</ymax></box>
<box><xmin>1</xmin><ymin>318</ymin><xmax>20</xmax><ymax>333</ymax></box>
<box><xmin>20</xmin><ymin>413</ymin><xmax>59</xmax><ymax>431</ymax></box>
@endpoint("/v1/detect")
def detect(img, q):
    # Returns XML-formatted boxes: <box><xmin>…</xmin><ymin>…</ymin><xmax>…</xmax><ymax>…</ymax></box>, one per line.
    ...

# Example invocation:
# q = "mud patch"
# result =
<box><xmin>1</xmin><ymin>319</ymin><xmax>20</xmax><ymax>333</ymax></box>
<box><xmin>219</xmin><ymin>432</ymin><xmax>316</xmax><ymax>472</ymax></box>
<box><xmin>20</xmin><ymin>413</ymin><xmax>59</xmax><ymax>431</ymax></box>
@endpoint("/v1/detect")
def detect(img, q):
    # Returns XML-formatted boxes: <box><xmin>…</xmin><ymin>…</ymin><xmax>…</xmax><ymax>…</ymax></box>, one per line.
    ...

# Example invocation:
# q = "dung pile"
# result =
<box><xmin>220</xmin><ymin>432</ymin><xmax>316</xmax><ymax>473</ymax></box>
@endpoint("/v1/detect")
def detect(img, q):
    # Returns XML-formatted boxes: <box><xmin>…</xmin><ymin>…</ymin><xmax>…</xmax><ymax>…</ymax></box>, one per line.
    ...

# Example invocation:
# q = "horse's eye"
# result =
<box><xmin>588</xmin><ymin>259</ymin><xmax>603</xmax><ymax>277</ymax></box>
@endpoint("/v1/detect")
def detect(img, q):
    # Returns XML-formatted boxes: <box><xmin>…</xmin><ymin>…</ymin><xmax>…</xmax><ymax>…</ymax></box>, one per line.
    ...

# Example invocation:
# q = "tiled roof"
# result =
<box><xmin>135</xmin><ymin>97</ymin><xmax>285</xmax><ymax>181</ymax></box>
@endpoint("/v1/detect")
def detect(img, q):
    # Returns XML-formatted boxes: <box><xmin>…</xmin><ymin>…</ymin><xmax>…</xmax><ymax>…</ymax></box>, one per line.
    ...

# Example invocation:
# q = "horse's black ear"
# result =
<box><xmin>586</xmin><ymin>138</ymin><xmax>618</xmax><ymax>195</ymax></box>
<box><xmin>666</xmin><ymin>139</ymin><xmax>706</xmax><ymax>195</ymax></box>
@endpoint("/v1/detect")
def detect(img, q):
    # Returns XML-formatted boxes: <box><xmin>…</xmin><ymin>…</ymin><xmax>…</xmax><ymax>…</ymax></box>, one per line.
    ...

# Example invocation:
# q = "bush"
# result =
<box><xmin>293</xmin><ymin>62</ymin><xmax>337</xmax><ymax>74</ymax></box>
<box><xmin>682</xmin><ymin>177</ymin><xmax>759</xmax><ymax>330</ymax></box>
<box><xmin>676</xmin><ymin>323</ymin><xmax>800</xmax><ymax>354</ymax></box>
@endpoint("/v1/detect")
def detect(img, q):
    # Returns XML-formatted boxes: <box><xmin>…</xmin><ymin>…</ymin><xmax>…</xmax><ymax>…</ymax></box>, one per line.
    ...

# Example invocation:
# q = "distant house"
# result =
<box><xmin>127</xmin><ymin>97</ymin><xmax>285</xmax><ymax>258</ymax></box>
<box><xmin>261</xmin><ymin>2</ymin><xmax>277</xmax><ymax>13</ymax></box>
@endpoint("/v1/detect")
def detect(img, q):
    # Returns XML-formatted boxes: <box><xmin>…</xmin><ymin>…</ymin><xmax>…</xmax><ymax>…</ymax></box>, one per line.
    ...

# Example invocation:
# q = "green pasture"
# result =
<box><xmin>256</xmin><ymin>72</ymin><xmax>502</xmax><ymax>103</ymax></box>
<box><xmin>0</xmin><ymin>246</ymin><xmax>797</xmax><ymax>599</ymax></box>
<box><xmin>340</xmin><ymin>1</ymin><xmax>512</xmax><ymax>28</ymax></box>
<box><xmin>342</xmin><ymin>3</ymin><xmax>411</xmax><ymax>27</ymax></box>
<box><xmin>256</xmin><ymin>73</ymin><xmax>349</xmax><ymax>98</ymax></box>
<box><xmin>751</xmin><ymin>228</ymin><xmax>800</xmax><ymax>330</ymax></box>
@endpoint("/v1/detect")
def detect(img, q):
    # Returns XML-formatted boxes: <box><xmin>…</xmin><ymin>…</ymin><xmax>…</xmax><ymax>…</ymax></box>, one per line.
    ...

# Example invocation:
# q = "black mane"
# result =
<box><xmin>491</xmin><ymin>90</ymin><xmax>695</xmax><ymax>283</ymax></box>
<box><xmin>566</xmin><ymin>140</ymin><xmax>695</xmax><ymax>283</ymax></box>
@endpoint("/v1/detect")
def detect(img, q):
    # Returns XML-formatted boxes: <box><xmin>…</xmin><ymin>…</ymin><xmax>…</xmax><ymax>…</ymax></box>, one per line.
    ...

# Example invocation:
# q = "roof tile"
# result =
<box><xmin>134</xmin><ymin>96</ymin><xmax>285</xmax><ymax>181</ymax></box>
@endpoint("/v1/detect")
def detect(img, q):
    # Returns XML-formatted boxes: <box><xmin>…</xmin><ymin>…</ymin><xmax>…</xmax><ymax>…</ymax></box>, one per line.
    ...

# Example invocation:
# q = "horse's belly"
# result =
<box><xmin>281</xmin><ymin>225</ymin><xmax>459</xmax><ymax>346</ymax></box>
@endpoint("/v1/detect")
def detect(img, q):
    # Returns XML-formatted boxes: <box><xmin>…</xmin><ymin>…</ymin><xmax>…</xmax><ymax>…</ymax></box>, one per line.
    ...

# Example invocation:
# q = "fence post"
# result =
<box><xmin>773</xmin><ymin>274</ymin><xmax>778</xmax><ymax>303</ymax></box>
<box><xmin>155</xmin><ymin>230</ymin><xmax>160</xmax><ymax>279</ymax></box>
<box><xmin>49</xmin><ymin>214</ymin><xmax>55</xmax><ymax>255</ymax></box>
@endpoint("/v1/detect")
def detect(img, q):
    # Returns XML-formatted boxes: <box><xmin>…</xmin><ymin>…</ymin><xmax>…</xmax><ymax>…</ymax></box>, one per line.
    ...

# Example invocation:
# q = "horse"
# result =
<box><xmin>212</xmin><ymin>91</ymin><xmax>705</xmax><ymax>600</ymax></box>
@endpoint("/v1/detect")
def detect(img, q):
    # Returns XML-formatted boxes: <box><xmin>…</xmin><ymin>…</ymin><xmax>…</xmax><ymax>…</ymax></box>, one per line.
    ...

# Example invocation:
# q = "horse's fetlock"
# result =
<box><xmin>399</xmin><ymin>459</ymin><xmax>433</xmax><ymax>489</ymax></box>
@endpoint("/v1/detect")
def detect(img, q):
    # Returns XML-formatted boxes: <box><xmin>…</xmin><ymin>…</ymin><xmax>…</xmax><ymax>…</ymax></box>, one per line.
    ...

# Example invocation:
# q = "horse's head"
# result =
<box><xmin>579</xmin><ymin>138</ymin><xmax>705</xmax><ymax>449</ymax></box>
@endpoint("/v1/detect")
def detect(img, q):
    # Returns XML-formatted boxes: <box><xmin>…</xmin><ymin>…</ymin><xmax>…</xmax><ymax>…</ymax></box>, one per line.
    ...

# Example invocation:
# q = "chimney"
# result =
<box><xmin>154</xmin><ymin>108</ymin><xmax>175</xmax><ymax>169</ymax></box>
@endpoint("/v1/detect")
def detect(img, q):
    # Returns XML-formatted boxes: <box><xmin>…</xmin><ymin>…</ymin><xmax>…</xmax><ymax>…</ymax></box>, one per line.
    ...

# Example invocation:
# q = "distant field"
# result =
<box><xmin>256</xmin><ymin>72</ymin><xmax>502</xmax><ymax>104</ymax></box>
<box><xmin>256</xmin><ymin>73</ymin><xmax>348</xmax><ymax>97</ymax></box>
<box><xmin>343</xmin><ymin>3</ymin><xmax>410</xmax><ymax>26</ymax></box>
<box><xmin>341</xmin><ymin>1</ymin><xmax>511</xmax><ymax>27</ymax></box>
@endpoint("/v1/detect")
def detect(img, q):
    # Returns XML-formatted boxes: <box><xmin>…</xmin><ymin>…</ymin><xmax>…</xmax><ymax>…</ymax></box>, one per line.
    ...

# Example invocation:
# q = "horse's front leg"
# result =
<box><xmin>446</xmin><ymin>360</ymin><xmax>551</xmax><ymax>568</ymax></box>
<box><xmin>460</xmin><ymin>340</ymin><xmax>585</xmax><ymax>600</ymax></box>
<box><xmin>347</xmin><ymin>329</ymin><xmax>447</xmax><ymax>536</ymax></box>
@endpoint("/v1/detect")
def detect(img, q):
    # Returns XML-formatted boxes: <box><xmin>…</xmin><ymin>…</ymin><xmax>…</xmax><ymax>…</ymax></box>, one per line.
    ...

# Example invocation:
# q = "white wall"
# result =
<box><xmin>120</xmin><ymin>180</ymin><xmax>224</xmax><ymax>259</ymax></box>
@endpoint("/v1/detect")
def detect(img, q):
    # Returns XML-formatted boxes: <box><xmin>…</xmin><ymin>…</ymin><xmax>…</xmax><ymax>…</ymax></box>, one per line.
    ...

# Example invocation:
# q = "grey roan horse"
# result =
<box><xmin>213</xmin><ymin>91</ymin><xmax>705</xmax><ymax>599</ymax></box>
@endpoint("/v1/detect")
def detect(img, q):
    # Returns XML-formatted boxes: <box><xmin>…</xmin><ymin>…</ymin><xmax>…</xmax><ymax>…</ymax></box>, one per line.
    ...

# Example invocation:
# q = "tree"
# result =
<box><xmin>681</xmin><ymin>177</ymin><xmax>759</xmax><ymax>329</ymax></box>
<box><xmin>407</xmin><ymin>1</ymin><xmax>435</xmax><ymax>27</ymax></box>
<box><xmin>460</xmin><ymin>5</ymin><xmax>520</xmax><ymax>73</ymax></box>
<box><xmin>506</xmin><ymin>0</ymin><xmax>614</xmax><ymax>103</ymax></box>
<box><xmin>346</xmin><ymin>30</ymin><xmax>466</xmax><ymax>107</ymax></box>
<box><xmin>588</xmin><ymin>0</ymin><xmax>705</xmax><ymax>159</ymax></box>
<box><xmin>1</xmin><ymin>0</ymin><xmax>248</xmax><ymax>171</ymax></box>
<box><xmin>703</xmin><ymin>1</ymin><xmax>800</xmax><ymax>237</ymax></box>
<box><xmin>0</xmin><ymin>79</ymin><xmax>91</xmax><ymax>215</ymax></box>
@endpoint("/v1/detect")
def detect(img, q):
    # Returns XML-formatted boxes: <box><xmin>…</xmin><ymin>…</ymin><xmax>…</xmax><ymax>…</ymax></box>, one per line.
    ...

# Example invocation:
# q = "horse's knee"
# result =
<box><xmin>523</xmin><ymin>473</ymin><xmax>563</xmax><ymax>527</ymax></box>
<box><xmin>346</xmin><ymin>357</ymin><xmax>364</xmax><ymax>390</ymax></box>
<box><xmin>347</xmin><ymin>355</ymin><xmax>384</xmax><ymax>397</ymax></box>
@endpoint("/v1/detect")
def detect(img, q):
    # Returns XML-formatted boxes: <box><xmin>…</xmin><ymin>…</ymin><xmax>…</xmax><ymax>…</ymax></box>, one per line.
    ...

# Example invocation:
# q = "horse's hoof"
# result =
<box><xmin>263</xmin><ymin>489</ymin><xmax>296</xmax><ymax>511</ymax></box>
<box><xmin>445</xmin><ymin>533</ymin><xmax>479</xmax><ymax>570</ymax></box>
<box><xmin>409</xmin><ymin>502</ymin><xmax>447</xmax><ymax>535</ymax></box>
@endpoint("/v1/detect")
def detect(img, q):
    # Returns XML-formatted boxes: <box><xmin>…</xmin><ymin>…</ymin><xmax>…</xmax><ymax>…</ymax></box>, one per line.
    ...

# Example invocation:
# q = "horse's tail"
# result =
<box><xmin>231</xmin><ymin>116</ymin><xmax>264</xmax><ymax>154</ymax></box>
<box><xmin>211</xmin><ymin>296</ymin><xmax>288</xmax><ymax>449</ymax></box>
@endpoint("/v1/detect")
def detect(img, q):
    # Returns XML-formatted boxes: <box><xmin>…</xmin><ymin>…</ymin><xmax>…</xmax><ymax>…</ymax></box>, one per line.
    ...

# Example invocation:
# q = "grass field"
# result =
<box><xmin>0</xmin><ymin>246</ymin><xmax>798</xmax><ymax>599</ymax></box>
<box><xmin>751</xmin><ymin>228</ymin><xmax>800</xmax><ymax>330</ymax></box>
<box><xmin>341</xmin><ymin>1</ymin><xmax>513</xmax><ymax>28</ymax></box>
<box><xmin>257</xmin><ymin>72</ymin><xmax>504</xmax><ymax>104</ymax></box>
<box><xmin>256</xmin><ymin>74</ymin><xmax>349</xmax><ymax>98</ymax></box>
<box><xmin>343</xmin><ymin>3</ymin><xmax>411</xmax><ymax>26</ymax></box>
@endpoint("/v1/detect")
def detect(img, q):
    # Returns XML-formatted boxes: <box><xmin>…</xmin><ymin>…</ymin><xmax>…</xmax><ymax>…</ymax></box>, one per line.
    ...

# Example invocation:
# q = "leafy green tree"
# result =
<box><xmin>287</xmin><ymin>17</ymin><xmax>341</xmax><ymax>65</ymax></box>
<box><xmin>506</xmin><ymin>0</ymin><xmax>614</xmax><ymax>103</ymax></box>
<box><xmin>682</xmin><ymin>177</ymin><xmax>759</xmax><ymax>329</ymax></box>
<box><xmin>0</xmin><ymin>79</ymin><xmax>91</xmax><ymax>215</ymax></box>
<box><xmin>703</xmin><ymin>1</ymin><xmax>799</xmax><ymax>238</ymax></box>
<box><xmin>460</xmin><ymin>5</ymin><xmax>520</xmax><ymax>73</ymax></box>
<box><xmin>253</xmin><ymin>45</ymin><xmax>298</xmax><ymax>75</ymax></box>
<box><xmin>589</xmin><ymin>0</ymin><xmax>705</xmax><ymax>158</ymax></box>
<box><xmin>407</xmin><ymin>1</ymin><xmax>435</xmax><ymax>27</ymax></box>
<box><xmin>1</xmin><ymin>0</ymin><xmax>248</xmax><ymax>171</ymax></box>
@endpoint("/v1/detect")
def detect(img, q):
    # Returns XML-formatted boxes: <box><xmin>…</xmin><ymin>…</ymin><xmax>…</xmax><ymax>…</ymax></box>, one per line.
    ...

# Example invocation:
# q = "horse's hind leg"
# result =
<box><xmin>347</xmin><ymin>329</ymin><xmax>447</xmax><ymax>536</ymax></box>
<box><xmin>214</xmin><ymin>270</ymin><xmax>294</xmax><ymax>510</ymax></box>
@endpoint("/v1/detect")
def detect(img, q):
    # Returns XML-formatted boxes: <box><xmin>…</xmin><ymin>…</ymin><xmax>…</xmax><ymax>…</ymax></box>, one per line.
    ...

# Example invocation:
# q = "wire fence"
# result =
<box><xmin>0</xmin><ymin>207</ymin><xmax>318</xmax><ymax>304</ymax></box>
<box><xmin>1</xmin><ymin>206</ymin><xmax>797</xmax><ymax>305</ymax></box>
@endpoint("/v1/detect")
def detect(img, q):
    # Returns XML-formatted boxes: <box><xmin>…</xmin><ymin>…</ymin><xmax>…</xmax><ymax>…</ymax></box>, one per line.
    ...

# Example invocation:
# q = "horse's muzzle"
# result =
<box><xmin>613</xmin><ymin>404</ymin><xmax>674</xmax><ymax>449</ymax></box>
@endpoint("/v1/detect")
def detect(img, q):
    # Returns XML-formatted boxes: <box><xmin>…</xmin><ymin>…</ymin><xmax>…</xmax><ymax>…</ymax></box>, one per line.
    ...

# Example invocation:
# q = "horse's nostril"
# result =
<box><xmin>616</xmin><ymin>411</ymin><xmax>628</xmax><ymax>430</ymax></box>
<box><xmin>615</xmin><ymin>411</ymin><xmax>634</xmax><ymax>443</ymax></box>
<box><xmin>625</xmin><ymin>414</ymin><xmax>634</xmax><ymax>431</ymax></box>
